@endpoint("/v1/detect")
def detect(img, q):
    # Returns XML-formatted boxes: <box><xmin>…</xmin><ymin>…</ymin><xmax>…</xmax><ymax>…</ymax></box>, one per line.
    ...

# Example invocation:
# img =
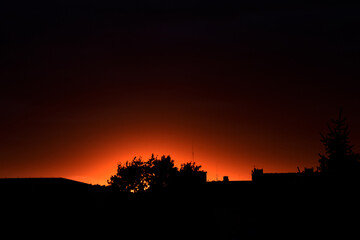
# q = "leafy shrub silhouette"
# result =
<box><xmin>108</xmin><ymin>154</ymin><xmax>205</xmax><ymax>193</ymax></box>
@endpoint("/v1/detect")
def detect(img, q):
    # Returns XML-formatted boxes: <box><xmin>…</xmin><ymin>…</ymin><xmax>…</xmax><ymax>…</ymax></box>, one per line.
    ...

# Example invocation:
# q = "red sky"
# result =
<box><xmin>1</xmin><ymin>1</ymin><xmax>360</xmax><ymax>185</ymax></box>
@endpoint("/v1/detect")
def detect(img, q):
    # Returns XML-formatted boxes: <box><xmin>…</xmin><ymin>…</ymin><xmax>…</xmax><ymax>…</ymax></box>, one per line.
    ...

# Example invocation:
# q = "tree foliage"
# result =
<box><xmin>147</xmin><ymin>155</ymin><xmax>178</xmax><ymax>191</ymax></box>
<box><xmin>107</xmin><ymin>157</ymin><xmax>149</xmax><ymax>193</ymax></box>
<box><xmin>318</xmin><ymin>110</ymin><xmax>360</xmax><ymax>176</ymax></box>
<box><xmin>180</xmin><ymin>161</ymin><xmax>202</xmax><ymax>173</ymax></box>
<box><xmin>108</xmin><ymin>154</ymin><xmax>205</xmax><ymax>193</ymax></box>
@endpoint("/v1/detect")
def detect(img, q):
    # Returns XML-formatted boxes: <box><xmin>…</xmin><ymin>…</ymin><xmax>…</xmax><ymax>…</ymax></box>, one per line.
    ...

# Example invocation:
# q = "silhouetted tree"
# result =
<box><xmin>318</xmin><ymin>109</ymin><xmax>360</xmax><ymax>176</ymax></box>
<box><xmin>108</xmin><ymin>157</ymin><xmax>149</xmax><ymax>193</ymax></box>
<box><xmin>180</xmin><ymin>161</ymin><xmax>202</xmax><ymax>173</ymax></box>
<box><xmin>147</xmin><ymin>155</ymin><xmax>178</xmax><ymax>191</ymax></box>
<box><xmin>109</xmin><ymin>154</ymin><xmax>201</xmax><ymax>193</ymax></box>
<box><xmin>179</xmin><ymin>162</ymin><xmax>206</xmax><ymax>185</ymax></box>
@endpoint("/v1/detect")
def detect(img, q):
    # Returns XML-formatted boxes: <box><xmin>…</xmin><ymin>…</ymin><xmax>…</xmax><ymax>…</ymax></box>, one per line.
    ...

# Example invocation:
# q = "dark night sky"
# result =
<box><xmin>1</xmin><ymin>1</ymin><xmax>360</xmax><ymax>184</ymax></box>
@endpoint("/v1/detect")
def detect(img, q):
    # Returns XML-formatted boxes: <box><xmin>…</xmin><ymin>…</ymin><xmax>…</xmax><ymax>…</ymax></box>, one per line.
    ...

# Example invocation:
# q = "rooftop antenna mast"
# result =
<box><xmin>192</xmin><ymin>141</ymin><xmax>195</xmax><ymax>163</ymax></box>
<box><xmin>216</xmin><ymin>159</ymin><xmax>218</xmax><ymax>181</ymax></box>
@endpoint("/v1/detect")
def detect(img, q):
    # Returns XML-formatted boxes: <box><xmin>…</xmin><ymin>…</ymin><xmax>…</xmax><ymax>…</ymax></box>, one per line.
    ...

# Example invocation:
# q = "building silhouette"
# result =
<box><xmin>251</xmin><ymin>167</ymin><xmax>321</xmax><ymax>185</ymax></box>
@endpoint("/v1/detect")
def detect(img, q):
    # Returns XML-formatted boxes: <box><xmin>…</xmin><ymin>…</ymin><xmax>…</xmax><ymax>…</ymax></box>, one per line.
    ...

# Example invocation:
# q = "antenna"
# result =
<box><xmin>216</xmin><ymin>160</ymin><xmax>218</xmax><ymax>181</ymax></box>
<box><xmin>192</xmin><ymin>138</ymin><xmax>195</xmax><ymax>163</ymax></box>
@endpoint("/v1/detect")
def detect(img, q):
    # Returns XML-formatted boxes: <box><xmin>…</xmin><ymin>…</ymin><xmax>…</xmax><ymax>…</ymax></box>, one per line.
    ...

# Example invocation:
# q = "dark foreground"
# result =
<box><xmin>1</xmin><ymin>178</ymin><xmax>359</xmax><ymax>239</ymax></box>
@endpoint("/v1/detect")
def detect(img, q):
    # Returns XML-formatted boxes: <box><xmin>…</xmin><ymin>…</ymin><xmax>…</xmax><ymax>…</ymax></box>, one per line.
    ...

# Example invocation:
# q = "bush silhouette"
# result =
<box><xmin>107</xmin><ymin>157</ymin><xmax>149</xmax><ymax>193</ymax></box>
<box><xmin>147</xmin><ymin>155</ymin><xmax>178</xmax><ymax>191</ymax></box>
<box><xmin>108</xmin><ymin>154</ymin><xmax>205</xmax><ymax>193</ymax></box>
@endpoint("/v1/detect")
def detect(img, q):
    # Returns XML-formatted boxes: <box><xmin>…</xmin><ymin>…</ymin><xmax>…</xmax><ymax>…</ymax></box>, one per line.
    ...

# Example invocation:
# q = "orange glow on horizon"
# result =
<box><xmin>57</xmin><ymin>129</ymin><xmax>257</xmax><ymax>185</ymax></box>
<box><xmin>2</xmin><ymin>0</ymin><xmax>360</xmax><ymax>192</ymax></box>
<box><xmin>0</xmin><ymin>95</ymin><xmax>322</xmax><ymax>185</ymax></box>
<box><xmin>61</xmin><ymin>130</ymin><xmax>317</xmax><ymax>185</ymax></box>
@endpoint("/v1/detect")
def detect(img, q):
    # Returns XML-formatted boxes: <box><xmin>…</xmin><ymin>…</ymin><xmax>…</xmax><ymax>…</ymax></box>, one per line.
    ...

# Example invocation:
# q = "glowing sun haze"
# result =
<box><xmin>1</xmin><ymin>1</ymin><xmax>360</xmax><ymax>185</ymax></box>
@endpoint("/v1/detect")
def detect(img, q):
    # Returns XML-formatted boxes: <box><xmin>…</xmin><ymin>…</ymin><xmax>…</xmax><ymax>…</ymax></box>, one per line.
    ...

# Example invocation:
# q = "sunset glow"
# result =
<box><xmin>1</xmin><ymin>1</ymin><xmax>360</xmax><ymax>186</ymax></box>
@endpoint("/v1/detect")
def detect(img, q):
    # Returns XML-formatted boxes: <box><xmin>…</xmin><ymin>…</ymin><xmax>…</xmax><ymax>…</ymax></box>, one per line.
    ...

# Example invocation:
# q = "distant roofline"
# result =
<box><xmin>262</xmin><ymin>172</ymin><xmax>299</xmax><ymax>175</ymax></box>
<box><xmin>206</xmin><ymin>180</ymin><xmax>252</xmax><ymax>184</ymax></box>
<box><xmin>0</xmin><ymin>177</ymin><xmax>91</xmax><ymax>185</ymax></box>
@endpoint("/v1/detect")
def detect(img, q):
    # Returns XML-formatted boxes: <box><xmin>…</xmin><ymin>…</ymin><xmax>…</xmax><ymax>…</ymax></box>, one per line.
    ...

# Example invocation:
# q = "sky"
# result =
<box><xmin>1</xmin><ymin>1</ymin><xmax>360</xmax><ymax>185</ymax></box>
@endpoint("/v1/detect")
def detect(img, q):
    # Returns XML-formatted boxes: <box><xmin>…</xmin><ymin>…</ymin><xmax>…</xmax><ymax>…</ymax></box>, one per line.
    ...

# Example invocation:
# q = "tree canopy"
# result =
<box><xmin>107</xmin><ymin>157</ymin><xmax>149</xmax><ymax>193</ymax></box>
<box><xmin>108</xmin><ymin>154</ymin><xmax>205</xmax><ymax>193</ymax></box>
<box><xmin>318</xmin><ymin>110</ymin><xmax>360</xmax><ymax>176</ymax></box>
